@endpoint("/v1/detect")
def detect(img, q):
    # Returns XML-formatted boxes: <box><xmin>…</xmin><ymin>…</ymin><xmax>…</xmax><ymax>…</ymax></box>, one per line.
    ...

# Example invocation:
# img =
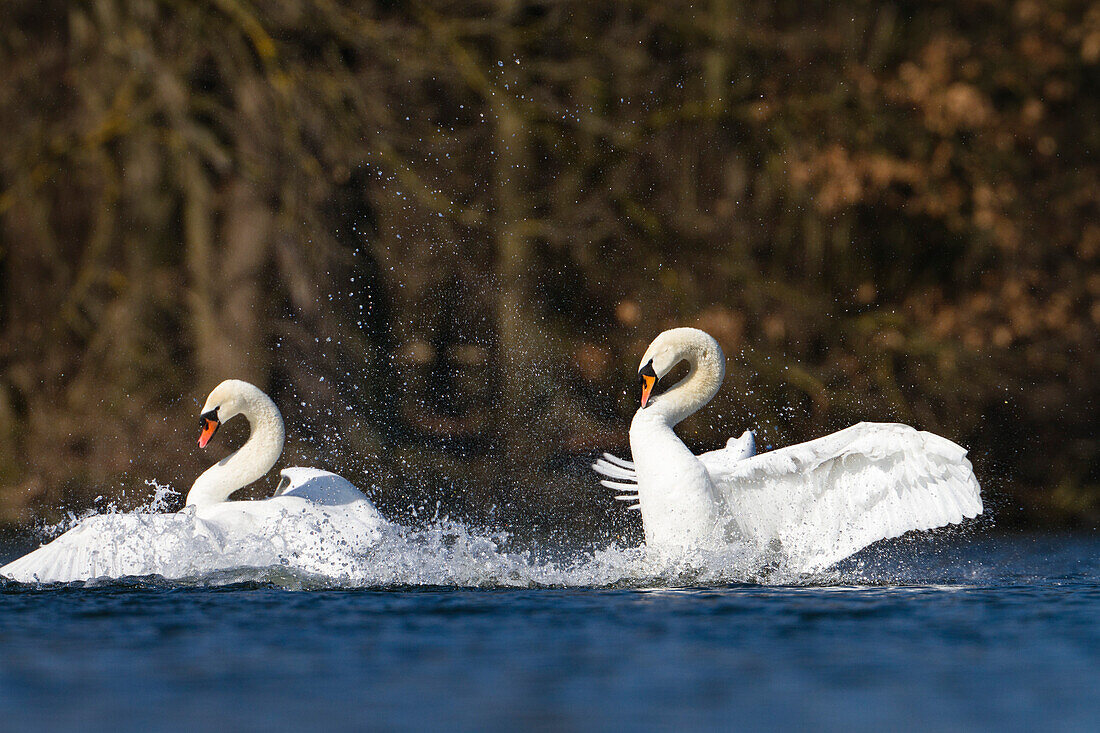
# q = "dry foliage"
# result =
<box><xmin>0</xmin><ymin>0</ymin><xmax>1096</xmax><ymax>537</ymax></box>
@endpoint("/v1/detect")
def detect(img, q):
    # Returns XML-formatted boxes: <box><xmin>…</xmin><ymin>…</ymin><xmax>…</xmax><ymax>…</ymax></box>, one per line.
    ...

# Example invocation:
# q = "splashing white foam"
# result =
<box><xmin>2</xmin><ymin>495</ymin><xmax>848</xmax><ymax>588</ymax></box>
<box><xmin>3</xmin><ymin>481</ymin><xmax>984</xmax><ymax>588</ymax></box>
<box><xmin>32</xmin><ymin>479</ymin><xmax>182</xmax><ymax>541</ymax></box>
<box><xmin>143</xmin><ymin>479</ymin><xmax>181</xmax><ymax>513</ymax></box>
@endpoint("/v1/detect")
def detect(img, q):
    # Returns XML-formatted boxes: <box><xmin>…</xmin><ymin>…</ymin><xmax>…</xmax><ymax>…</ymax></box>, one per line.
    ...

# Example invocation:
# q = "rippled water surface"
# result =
<box><xmin>2</xmin><ymin>532</ymin><xmax>1098</xmax><ymax>731</ymax></box>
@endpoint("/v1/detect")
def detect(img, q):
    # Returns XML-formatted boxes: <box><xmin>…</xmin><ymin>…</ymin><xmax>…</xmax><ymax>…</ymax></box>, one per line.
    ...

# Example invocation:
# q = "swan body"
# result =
<box><xmin>2</xmin><ymin>380</ymin><xmax>384</xmax><ymax>584</ymax></box>
<box><xmin>594</xmin><ymin>328</ymin><xmax>982</xmax><ymax>572</ymax></box>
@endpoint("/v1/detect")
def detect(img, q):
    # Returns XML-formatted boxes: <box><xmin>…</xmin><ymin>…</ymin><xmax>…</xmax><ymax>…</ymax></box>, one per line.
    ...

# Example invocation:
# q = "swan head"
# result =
<box><xmin>197</xmin><ymin>379</ymin><xmax>258</xmax><ymax>448</ymax></box>
<box><xmin>636</xmin><ymin>327</ymin><xmax>724</xmax><ymax>411</ymax></box>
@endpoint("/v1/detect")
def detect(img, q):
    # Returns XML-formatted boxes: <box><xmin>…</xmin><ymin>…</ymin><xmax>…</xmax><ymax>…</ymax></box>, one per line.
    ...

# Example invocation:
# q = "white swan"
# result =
<box><xmin>593</xmin><ymin>328</ymin><xmax>983</xmax><ymax>572</ymax></box>
<box><xmin>1</xmin><ymin>380</ymin><xmax>385</xmax><ymax>583</ymax></box>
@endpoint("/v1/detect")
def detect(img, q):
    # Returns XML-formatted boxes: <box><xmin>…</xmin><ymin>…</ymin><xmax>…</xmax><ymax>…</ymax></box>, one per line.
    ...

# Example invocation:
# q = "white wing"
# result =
<box><xmin>274</xmin><ymin>467</ymin><xmax>376</xmax><ymax>508</ymax></box>
<box><xmin>591</xmin><ymin>453</ymin><xmax>641</xmax><ymax>510</ymax></box>
<box><xmin>0</xmin><ymin>512</ymin><xmax>223</xmax><ymax>583</ymax></box>
<box><xmin>701</xmin><ymin>422</ymin><xmax>982</xmax><ymax>572</ymax></box>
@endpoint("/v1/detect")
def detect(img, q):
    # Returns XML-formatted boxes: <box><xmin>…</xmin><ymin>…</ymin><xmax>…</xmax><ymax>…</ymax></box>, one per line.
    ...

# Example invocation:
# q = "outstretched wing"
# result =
<box><xmin>0</xmin><ymin>512</ymin><xmax>222</xmax><ymax>584</ymax></box>
<box><xmin>1</xmin><ymin>517</ymin><xmax>126</xmax><ymax>583</ymax></box>
<box><xmin>704</xmin><ymin>422</ymin><xmax>982</xmax><ymax>572</ymax></box>
<box><xmin>591</xmin><ymin>453</ymin><xmax>641</xmax><ymax>511</ymax></box>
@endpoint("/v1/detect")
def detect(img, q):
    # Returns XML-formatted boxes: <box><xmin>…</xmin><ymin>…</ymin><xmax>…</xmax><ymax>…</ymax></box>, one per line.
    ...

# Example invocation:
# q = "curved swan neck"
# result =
<box><xmin>186</xmin><ymin>385</ymin><xmax>285</xmax><ymax>507</ymax></box>
<box><xmin>646</xmin><ymin>330</ymin><xmax>725</xmax><ymax>426</ymax></box>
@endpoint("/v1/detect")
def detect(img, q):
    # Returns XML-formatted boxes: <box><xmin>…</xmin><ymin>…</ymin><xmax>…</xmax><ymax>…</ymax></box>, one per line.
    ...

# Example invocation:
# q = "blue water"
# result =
<box><xmin>1</xmin><ymin>533</ymin><xmax>1098</xmax><ymax>732</ymax></box>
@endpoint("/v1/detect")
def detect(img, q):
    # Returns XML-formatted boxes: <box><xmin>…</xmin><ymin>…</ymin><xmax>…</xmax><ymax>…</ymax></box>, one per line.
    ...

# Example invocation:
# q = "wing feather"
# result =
<box><xmin>591</xmin><ymin>457</ymin><xmax>637</xmax><ymax>482</ymax></box>
<box><xmin>600</xmin><ymin>453</ymin><xmax>636</xmax><ymax>470</ymax></box>
<box><xmin>702</xmin><ymin>422</ymin><xmax>982</xmax><ymax>572</ymax></box>
<box><xmin>599</xmin><ymin>480</ymin><xmax>638</xmax><ymax>492</ymax></box>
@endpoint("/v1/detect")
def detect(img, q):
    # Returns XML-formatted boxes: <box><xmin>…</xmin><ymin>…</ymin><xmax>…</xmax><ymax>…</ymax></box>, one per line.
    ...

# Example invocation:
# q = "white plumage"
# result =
<box><xmin>0</xmin><ymin>486</ymin><xmax>384</xmax><ymax>584</ymax></box>
<box><xmin>1</xmin><ymin>380</ymin><xmax>385</xmax><ymax>584</ymax></box>
<box><xmin>594</xmin><ymin>328</ymin><xmax>982</xmax><ymax>572</ymax></box>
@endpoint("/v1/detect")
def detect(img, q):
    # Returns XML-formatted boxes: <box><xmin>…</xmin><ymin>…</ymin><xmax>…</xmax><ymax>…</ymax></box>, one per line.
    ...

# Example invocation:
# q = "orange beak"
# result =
<box><xmin>198</xmin><ymin>413</ymin><xmax>220</xmax><ymax>448</ymax></box>
<box><xmin>640</xmin><ymin>373</ymin><xmax>656</xmax><ymax>408</ymax></box>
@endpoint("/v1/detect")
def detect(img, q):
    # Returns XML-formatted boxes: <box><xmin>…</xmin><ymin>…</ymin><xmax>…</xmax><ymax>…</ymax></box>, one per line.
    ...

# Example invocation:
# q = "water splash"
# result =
<box><xmin>143</xmin><ymin>479</ymin><xmax>181</xmax><ymax>513</ymax></box>
<box><xmin>32</xmin><ymin>479</ymin><xmax>181</xmax><ymax>540</ymax></box>
<box><xmin>4</xmin><ymin>495</ymin><xmax>986</xmax><ymax>590</ymax></box>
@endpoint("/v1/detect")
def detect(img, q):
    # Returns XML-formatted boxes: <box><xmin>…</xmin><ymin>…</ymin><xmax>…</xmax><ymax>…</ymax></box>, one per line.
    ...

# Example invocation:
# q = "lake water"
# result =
<box><xmin>1</xmin><ymin>531</ymin><xmax>1098</xmax><ymax>731</ymax></box>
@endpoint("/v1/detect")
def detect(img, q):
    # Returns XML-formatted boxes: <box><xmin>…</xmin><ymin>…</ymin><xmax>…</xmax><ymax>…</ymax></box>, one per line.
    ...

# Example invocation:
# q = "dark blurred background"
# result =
<box><xmin>0</xmin><ymin>0</ymin><xmax>1096</xmax><ymax>544</ymax></box>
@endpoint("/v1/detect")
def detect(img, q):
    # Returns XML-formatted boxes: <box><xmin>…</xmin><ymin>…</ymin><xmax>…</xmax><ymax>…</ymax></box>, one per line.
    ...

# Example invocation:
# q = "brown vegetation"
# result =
<box><xmin>0</xmin><ymin>0</ymin><xmax>1097</xmax><ymax>540</ymax></box>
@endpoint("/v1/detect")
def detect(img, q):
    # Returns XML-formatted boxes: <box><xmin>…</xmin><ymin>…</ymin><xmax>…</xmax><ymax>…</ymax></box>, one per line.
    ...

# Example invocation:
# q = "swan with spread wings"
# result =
<box><xmin>594</xmin><ymin>328</ymin><xmax>982</xmax><ymax>572</ymax></box>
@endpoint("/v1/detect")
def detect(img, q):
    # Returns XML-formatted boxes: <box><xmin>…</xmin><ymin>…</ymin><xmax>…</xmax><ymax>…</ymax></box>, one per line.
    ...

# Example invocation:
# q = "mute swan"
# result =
<box><xmin>593</xmin><ymin>328</ymin><xmax>983</xmax><ymax>572</ymax></box>
<box><xmin>1</xmin><ymin>379</ymin><xmax>384</xmax><ymax>583</ymax></box>
<box><xmin>187</xmin><ymin>379</ymin><xmax>373</xmax><ymax>509</ymax></box>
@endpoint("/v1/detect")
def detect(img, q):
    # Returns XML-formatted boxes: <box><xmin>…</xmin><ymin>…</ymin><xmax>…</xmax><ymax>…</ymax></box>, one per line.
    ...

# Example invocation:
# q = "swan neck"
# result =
<box><xmin>186</xmin><ymin>390</ymin><xmax>285</xmax><ymax>507</ymax></box>
<box><xmin>653</xmin><ymin>339</ymin><xmax>725</xmax><ymax>426</ymax></box>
